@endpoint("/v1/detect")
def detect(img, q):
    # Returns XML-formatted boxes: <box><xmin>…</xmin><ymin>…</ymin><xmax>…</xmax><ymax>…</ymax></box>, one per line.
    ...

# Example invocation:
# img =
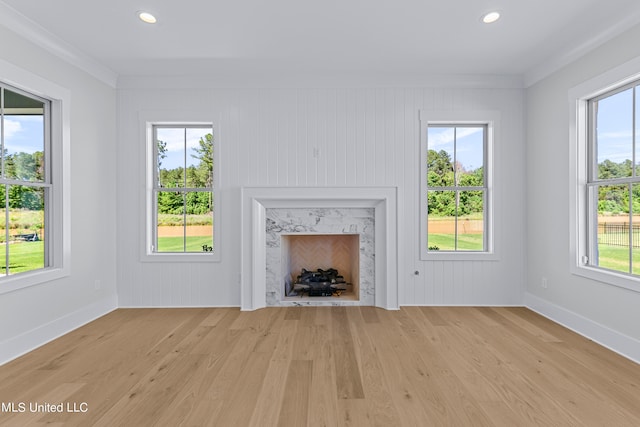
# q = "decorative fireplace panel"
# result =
<box><xmin>265</xmin><ymin>208</ymin><xmax>375</xmax><ymax>306</ymax></box>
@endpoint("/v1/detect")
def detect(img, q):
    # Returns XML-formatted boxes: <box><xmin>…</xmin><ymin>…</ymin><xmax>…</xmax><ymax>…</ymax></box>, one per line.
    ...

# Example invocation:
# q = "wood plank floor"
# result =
<box><xmin>1</xmin><ymin>306</ymin><xmax>639</xmax><ymax>426</ymax></box>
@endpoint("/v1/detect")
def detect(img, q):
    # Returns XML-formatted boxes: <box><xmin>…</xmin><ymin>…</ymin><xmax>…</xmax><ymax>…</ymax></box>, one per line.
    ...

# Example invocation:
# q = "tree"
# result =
<box><xmin>596</xmin><ymin>159</ymin><xmax>640</xmax><ymax>214</ymax></box>
<box><xmin>157</xmin><ymin>140</ymin><xmax>167</xmax><ymax>168</ymax></box>
<box><xmin>598</xmin><ymin>159</ymin><xmax>632</xmax><ymax>180</ymax></box>
<box><xmin>12</xmin><ymin>152</ymin><xmax>38</xmax><ymax>181</ymax></box>
<box><xmin>158</xmin><ymin>191</ymin><xmax>184</xmax><ymax>215</ymax></box>
<box><xmin>189</xmin><ymin>133</ymin><xmax>213</xmax><ymax>212</ymax></box>
<box><xmin>0</xmin><ymin>151</ymin><xmax>45</xmax><ymax>211</ymax></box>
<box><xmin>190</xmin><ymin>133</ymin><xmax>213</xmax><ymax>188</ymax></box>
<box><xmin>426</xmin><ymin>149</ymin><xmax>484</xmax><ymax>216</ymax></box>
<box><xmin>427</xmin><ymin>149</ymin><xmax>454</xmax><ymax>186</ymax></box>
<box><xmin>156</xmin><ymin>133</ymin><xmax>214</xmax><ymax>215</ymax></box>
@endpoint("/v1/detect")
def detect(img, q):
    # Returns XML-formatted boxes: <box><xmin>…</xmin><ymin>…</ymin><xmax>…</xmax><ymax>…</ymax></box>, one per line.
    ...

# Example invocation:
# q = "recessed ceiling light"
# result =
<box><xmin>138</xmin><ymin>11</ymin><xmax>157</xmax><ymax>24</ymax></box>
<box><xmin>482</xmin><ymin>11</ymin><xmax>501</xmax><ymax>24</ymax></box>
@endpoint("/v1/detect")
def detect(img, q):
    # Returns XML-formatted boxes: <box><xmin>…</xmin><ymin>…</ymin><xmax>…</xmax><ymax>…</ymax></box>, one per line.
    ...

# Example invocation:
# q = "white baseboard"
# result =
<box><xmin>524</xmin><ymin>292</ymin><xmax>640</xmax><ymax>364</ymax></box>
<box><xmin>400</xmin><ymin>303</ymin><xmax>523</xmax><ymax>307</ymax></box>
<box><xmin>0</xmin><ymin>294</ymin><xmax>118</xmax><ymax>366</ymax></box>
<box><xmin>118</xmin><ymin>304</ymin><xmax>240</xmax><ymax>309</ymax></box>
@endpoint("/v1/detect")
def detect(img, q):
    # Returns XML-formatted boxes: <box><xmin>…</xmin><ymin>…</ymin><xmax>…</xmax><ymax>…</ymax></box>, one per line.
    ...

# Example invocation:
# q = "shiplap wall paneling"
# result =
<box><xmin>116</xmin><ymin>87</ymin><xmax>525</xmax><ymax>307</ymax></box>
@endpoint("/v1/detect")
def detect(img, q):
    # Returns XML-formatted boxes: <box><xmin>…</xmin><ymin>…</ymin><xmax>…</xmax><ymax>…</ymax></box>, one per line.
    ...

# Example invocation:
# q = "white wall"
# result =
<box><xmin>526</xmin><ymin>23</ymin><xmax>640</xmax><ymax>359</ymax></box>
<box><xmin>0</xmin><ymin>25</ymin><xmax>117</xmax><ymax>363</ymax></box>
<box><xmin>116</xmin><ymin>86</ymin><xmax>526</xmax><ymax>307</ymax></box>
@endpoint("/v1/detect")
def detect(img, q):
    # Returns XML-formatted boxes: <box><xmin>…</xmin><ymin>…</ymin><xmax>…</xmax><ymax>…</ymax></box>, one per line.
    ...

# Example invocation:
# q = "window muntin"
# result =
<box><xmin>426</xmin><ymin>125</ymin><xmax>487</xmax><ymax>252</ymax></box>
<box><xmin>152</xmin><ymin>125</ymin><xmax>214</xmax><ymax>253</ymax></box>
<box><xmin>587</xmin><ymin>81</ymin><xmax>640</xmax><ymax>275</ymax></box>
<box><xmin>0</xmin><ymin>84</ymin><xmax>50</xmax><ymax>277</ymax></box>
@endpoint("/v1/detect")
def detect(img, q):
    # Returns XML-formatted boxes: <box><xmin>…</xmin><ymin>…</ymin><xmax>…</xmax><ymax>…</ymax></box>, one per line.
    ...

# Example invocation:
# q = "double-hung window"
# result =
<box><xmin>585</xmin><ymin>80</ymin><xmax>640</xmax><ymax>276</ymax></box>
<box><xmin>0</xmin><ymin>84</ymin><xmax>50</xmax><ymax>277</ymax></box>
<box><xmin>426</xmin><ymin>124</ymin><xmax>487</xmax><ymax>251</ymax></box>
<box><xmin>151</xmin><ymin>125</ymin><xmax>215</xmax><ymax>254</ymax></box>
<box><xmin>0</xmin><ymin>62</ymin><xmax>69</xmax><ymax>294</ymax></box>
<box><xmin>420</xmin><ymin>110</ymin><xmax>497</xmax><ymax>260</ymax></box>
<box><xmin>570</xmin><ymin>57</ymin><xmax>640</xmax><ymax>291</ymax></box>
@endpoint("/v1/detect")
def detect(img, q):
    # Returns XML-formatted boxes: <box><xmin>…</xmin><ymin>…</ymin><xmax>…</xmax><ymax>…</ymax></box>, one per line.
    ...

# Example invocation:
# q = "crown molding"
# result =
<box><xmin>117</xmin><ymin>72</ymin><xmax>524</xmax><ymax>90</ymax></box>
<box><xmin>0</xmin><ymin>1</ymin><xmax>117</xmax><ymax>88</ymax></box>
<box><xmin>524</xmin><ymin>7</ymin><xmax>640</xmax><ymax>87</ymax></box>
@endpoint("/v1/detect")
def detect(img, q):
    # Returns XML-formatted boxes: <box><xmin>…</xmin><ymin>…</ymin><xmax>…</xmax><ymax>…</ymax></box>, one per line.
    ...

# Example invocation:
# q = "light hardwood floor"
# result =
<box><xmin>1</xmin><ymin>306</ymin><xmax>639</xmax><ymax>426</ymax></box>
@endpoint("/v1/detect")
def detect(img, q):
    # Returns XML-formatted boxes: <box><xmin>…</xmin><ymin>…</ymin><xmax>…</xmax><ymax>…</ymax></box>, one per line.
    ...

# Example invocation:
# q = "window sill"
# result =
<box><xmin>140</xmin><ymin>252</ymin><xmax>221</xmax><ymax>263</ymax></box>
<box><xmin>571</xmin><ymin>264</ymin><xmax>640</xmax><ymax>294</ymax></box>
<box><xmin>421</xmin><ymin>251</ymin><xmax>499</xmax><ymax>261</ymax></box>
<box><xmin>0</xmin><ymin>266</ymin><xmax>70</xmax><ymax>295</ymax></box>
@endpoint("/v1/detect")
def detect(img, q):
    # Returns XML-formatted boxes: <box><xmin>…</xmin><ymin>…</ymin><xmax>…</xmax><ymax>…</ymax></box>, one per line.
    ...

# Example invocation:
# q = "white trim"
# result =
<box><xmin>568</xmin><ymin>55</ymin><xmax>640</xmax><ymax>102</ymax></box>
<box><xmin>525</xmin><ymin>293</ymin><xmax>640</xmax><ymax>364</ymax></box>
<box><xmin>0</xmin><ymin>59</ymin><xmax>71</xmax><ymax>294</ymax></box>
<box><xmin>117</xmin><ymin>73</ymin><xmax>524</xmax><ymax>90</ymax></box>
<box><xmin>419</xmin><ymin>110</ymin><xmax>500</xmax><ymax>261</ymax></box>
<box><xmin>241</xmin><ymin>186</ymin><xmax>399</xmax><ymax>311</ymax></box>
<box><xmin>0</xmin><ymin>294</ymin><xmax>118</xmax><ymax>366</ymax></box>
<box><xmin>118</xmin><ymin>304</ymin><xmax>239</xmax><ymax>309</ymax></box>
<box><xmin>569</xmin><ymin>55</ymin><xmax>640</xmax><ymax>293</ymax></box>
<box><xmin>138</xmin><ymin>111</ymin><xmax>221</xmax><ymax>263</ymax></box>
<box><xmin>0</xmin><ymin>2</ymin><xmax>117</xmax><ymax>88</ymax></box>
<box><xmin>401</xmin><ymin>303</ymin><xmax>523</xmax><ymax>307</ymax></box>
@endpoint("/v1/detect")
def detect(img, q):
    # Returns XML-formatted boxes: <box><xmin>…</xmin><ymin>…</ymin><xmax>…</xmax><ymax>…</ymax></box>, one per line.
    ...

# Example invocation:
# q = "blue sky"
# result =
<box><xmin>596</xmin><ymin>87</ymin><xmax>640</xmax><ymax>164</ymax></box>
<box><xmin>427</xmin><ymin>126</ymin><xmax>484</xmax><ymax>172</ymax></box>
<box><xmin>3</xmin><ymin>115</ymin><xmax>44</xmax><ymax>155</ymax></box>
<box><xmin>156</xmin><ymin>127</ymin><xmax>211</xmax><ymax>170</ymax></box>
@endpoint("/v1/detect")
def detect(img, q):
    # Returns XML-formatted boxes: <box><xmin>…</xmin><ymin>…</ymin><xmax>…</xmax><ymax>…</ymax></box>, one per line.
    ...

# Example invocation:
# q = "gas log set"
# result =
<box><xmin>292</xmin><ymin>268</ymin><xmax>348</xmax><ymax>296</ymax></box>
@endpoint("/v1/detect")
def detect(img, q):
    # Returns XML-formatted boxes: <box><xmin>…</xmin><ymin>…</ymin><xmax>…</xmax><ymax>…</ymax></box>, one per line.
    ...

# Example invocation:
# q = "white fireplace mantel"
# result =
<box><xmin>240</xmin><ymin>186</ymin><xmax>399</xmax><ymax>311</ymax></box>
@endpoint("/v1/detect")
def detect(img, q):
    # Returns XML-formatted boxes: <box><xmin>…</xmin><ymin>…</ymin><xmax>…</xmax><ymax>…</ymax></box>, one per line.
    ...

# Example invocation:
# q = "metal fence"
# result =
<box><xmin>598</xmin><ymin>222</ymin><xmax>640</xmax><ymax>248</ymax></box>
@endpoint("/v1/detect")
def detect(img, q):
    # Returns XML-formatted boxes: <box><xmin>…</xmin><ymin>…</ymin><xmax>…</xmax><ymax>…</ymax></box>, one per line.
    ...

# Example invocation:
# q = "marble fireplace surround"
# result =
<box><xmin>240</xmin><ymin>187</ymin><xmax>399</xmax><ymax>311</ymax></box>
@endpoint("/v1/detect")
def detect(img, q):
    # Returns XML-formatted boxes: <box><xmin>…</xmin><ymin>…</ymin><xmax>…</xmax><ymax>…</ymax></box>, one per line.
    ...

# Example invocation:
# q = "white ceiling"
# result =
<box><xmin>2</xmin><ymin>0</ymin><xmax>640</xmax><ymax>87</ymax></box>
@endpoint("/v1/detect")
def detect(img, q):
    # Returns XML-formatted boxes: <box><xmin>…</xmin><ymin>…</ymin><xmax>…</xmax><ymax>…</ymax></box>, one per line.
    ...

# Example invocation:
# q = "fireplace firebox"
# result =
<box><xmin>281</xmin><ymin>233</ymin><xmax>359</xmax><ymax>300</ymax></box>
<box><xmin>292</xmin><ymin>268</ymin><xmax>348</xmax><ymax>296</ymax></box>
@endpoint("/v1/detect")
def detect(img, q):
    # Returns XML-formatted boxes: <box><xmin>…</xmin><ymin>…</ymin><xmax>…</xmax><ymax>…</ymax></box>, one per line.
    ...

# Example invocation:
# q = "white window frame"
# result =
<box><xmin>569</xmin><ymin>56</ymin><xmax>640</xmax><ymax>292</ymax></box>
<box><xmin>419</xmin><ymin>110</ymin><xmax>499</xmax><ymax>261</ymax></box>
<box><xmin>0</xmin><ymin>59</ymin><xmax>70</xmax><ymax>294</ymax></box>
<box><xmin>140</xmin><ymin>111</ymin><xmax>221</xmax><ymax>262</ymax></box>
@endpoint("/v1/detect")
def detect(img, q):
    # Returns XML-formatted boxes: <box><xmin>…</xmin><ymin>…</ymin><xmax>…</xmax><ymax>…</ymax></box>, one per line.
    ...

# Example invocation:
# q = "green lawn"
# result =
<box><xmin>0</xmin><ymin>236</ymin><xmax>214</xmax><ymax>276</ymax></box>
<box><xmin>0</xmin><ymin>241</ymin><xmax>45</xmax><ymax>274</ymax></box>
<box><xmin>157</xmin><ymin>236</ymin><xmax>213</xmax><ymax>252</ymax></box>
<box><xmin>428</xmin><ymin>233</ymin><xmax>484</xmax><ymax>251</ymax></box>
<box><xmin>597</xmin><ymin>244</ymin><xmax>640</xmax><ymax>275</ymax></box>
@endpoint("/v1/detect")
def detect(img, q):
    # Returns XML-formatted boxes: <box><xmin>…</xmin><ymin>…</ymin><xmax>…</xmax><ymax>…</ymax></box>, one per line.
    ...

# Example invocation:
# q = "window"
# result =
<box><xmin>150</xmin><ymin>124</ymin><xmax>215</xmax><ymax>255</ymax></box>
<box><xmin>585</xmin><ymin>81</ymin><xmax>640</xmax><ymax>276</ymax></box>
<box><xmin>569</xmin><ymin>56</ymin><xmax>640</xmax><ymax>291</ymax></box>
<box><xmin>426</xmin><ymin>124</ymin><xmax>487</xmax><ymax>251</ymax></box>
<box><xmin>420</xmin><ymin>110</ymin><xmax>497</xmax><ymax>260</ymax></box>
<box><xmin>0</xmin><ymin>83</ymin><xmax>50</xmax><ymax>277</ymax></box>
<box><xmin>0</xmin><ymin>62</ymin><xmax>69</xmax><ymax>294</ymax></box>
